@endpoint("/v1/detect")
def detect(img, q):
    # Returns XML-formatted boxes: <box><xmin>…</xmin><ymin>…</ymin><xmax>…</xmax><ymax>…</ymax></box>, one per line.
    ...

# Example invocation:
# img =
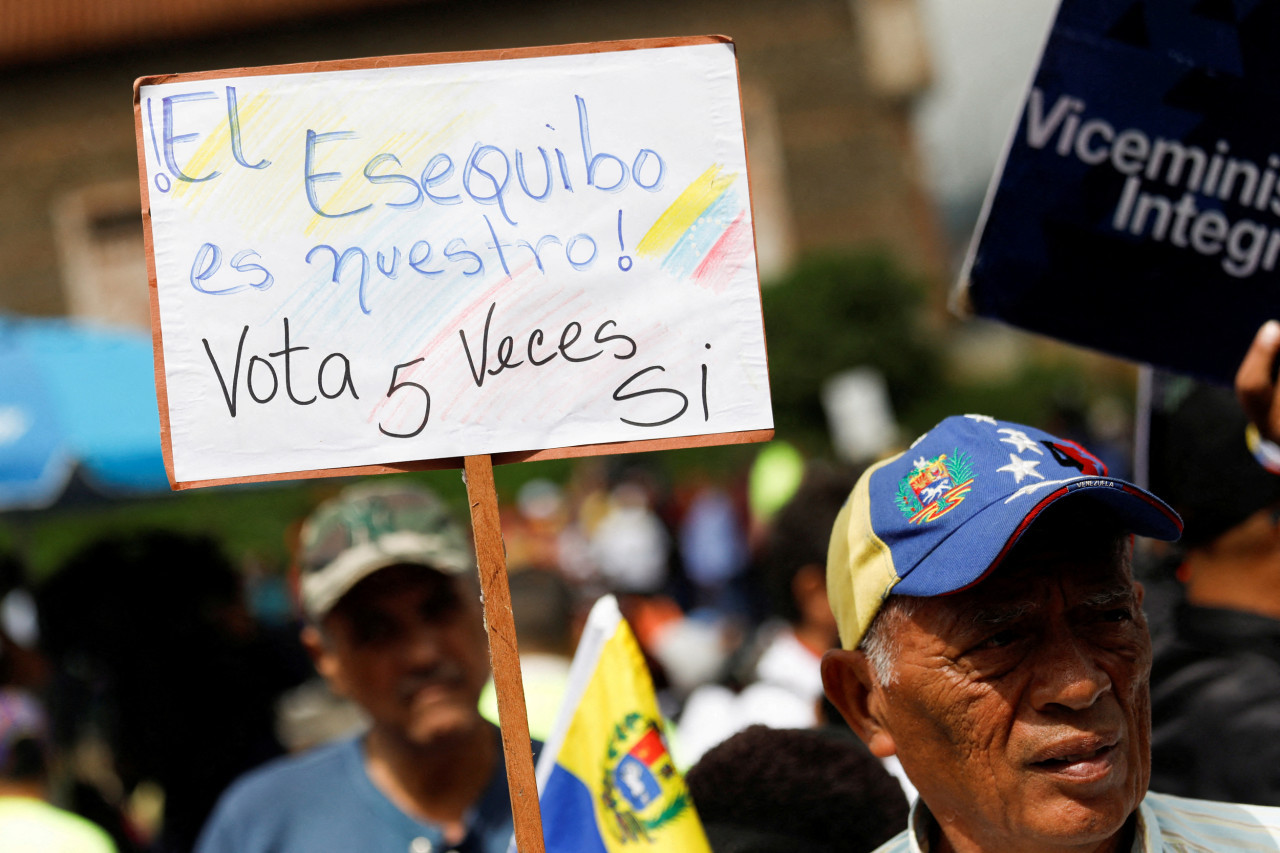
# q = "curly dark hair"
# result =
<box><xmin>686</xmin><ymin>725</ymin><xmax>909</xmax><ymax>853</ymax></box>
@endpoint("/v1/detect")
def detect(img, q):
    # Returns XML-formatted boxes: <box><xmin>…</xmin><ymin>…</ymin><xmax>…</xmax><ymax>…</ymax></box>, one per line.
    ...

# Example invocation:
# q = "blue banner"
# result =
<box><xmin>959</xmin><ymin>0</ymin><xmax>1280</xmax><ymax>384</ymax></box>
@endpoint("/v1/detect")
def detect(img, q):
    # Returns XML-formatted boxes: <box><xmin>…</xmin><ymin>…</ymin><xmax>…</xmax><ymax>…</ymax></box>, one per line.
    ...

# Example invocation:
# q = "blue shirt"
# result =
<box><xmin>874</xmin><ymin>791</ymin><xmax>1280</xmax><ymax>852</ymax></box>
<box><xmin>195</xmin><ymin>729</ymin><xmax>524</xmax><ymax>853</ymax></box>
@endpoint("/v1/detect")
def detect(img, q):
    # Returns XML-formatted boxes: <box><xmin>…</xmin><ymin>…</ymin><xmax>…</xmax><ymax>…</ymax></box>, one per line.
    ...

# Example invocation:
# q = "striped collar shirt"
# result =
<box><xmin>874</xmin><ymin>791</ymin><xmax>1280</xmax><ymax>852</ymax></box>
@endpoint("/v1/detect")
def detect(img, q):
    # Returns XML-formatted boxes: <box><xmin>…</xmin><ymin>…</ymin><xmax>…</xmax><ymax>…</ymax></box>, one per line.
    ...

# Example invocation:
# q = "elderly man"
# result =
<box><xmin>196</xmin><ymin>482</ymin><xmax>523</xmax><ymax>853</ymax></box>
<box><xmin>821</xmin><ymin>414</ymin><xmax>1280</xmax><ymax>853</ymax></box>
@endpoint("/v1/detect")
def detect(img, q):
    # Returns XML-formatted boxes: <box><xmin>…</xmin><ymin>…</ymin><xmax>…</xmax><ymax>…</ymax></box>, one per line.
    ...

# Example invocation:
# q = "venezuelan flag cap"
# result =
<box><xmin>827</xmin><ymin>414</ymin><xmax>1182</xmax><ymax>650</ymax></box>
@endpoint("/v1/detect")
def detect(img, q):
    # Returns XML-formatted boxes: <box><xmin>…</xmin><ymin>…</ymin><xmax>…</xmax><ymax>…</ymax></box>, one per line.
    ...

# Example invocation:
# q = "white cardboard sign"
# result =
<box><xmin>135</xmin><ymin>38</ymin><xmax>773</xmax><ymax>487</ymax></box>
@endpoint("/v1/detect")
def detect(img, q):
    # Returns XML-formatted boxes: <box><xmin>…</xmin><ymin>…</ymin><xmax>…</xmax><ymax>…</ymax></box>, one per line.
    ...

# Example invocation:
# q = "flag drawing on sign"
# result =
<box><xmin>528</xmin><ymin>595</ymin><xmax>710</xmax><ymax>852</ymax></box>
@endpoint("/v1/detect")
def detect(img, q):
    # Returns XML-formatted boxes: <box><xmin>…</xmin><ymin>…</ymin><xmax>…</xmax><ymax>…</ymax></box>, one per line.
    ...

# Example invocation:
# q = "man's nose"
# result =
<box><xmin>1029</xmin><ymin>630</ymin><xmax>1112</xmax><ymax>712</ymax></box>
<box><xmin>400</xmin><ymin>619</ymin><xmax>444</xmax><ymax>665</ymax></box>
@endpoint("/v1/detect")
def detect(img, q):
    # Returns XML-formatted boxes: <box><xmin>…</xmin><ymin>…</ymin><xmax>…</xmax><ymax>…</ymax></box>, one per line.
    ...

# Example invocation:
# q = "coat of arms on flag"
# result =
<box><xmin>602</xmin><ymin>714</ymin><xmax>690</xmax><ymax>840</ymax></box>
<box><xmin>528</xmin><ymin>595</ymin><xmax>710</xmax><ymax>853</ymax></box>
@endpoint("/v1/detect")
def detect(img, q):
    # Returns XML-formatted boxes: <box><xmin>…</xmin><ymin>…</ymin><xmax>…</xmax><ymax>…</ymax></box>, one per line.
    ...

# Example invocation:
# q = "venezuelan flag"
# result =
<box><xmin>530</xmin><ymin>595</ymin><xmax>711</xmax><ymax>852</ymax></box>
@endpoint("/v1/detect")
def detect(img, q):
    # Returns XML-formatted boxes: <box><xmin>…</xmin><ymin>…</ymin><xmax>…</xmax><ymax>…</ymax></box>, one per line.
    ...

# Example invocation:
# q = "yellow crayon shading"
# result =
<box><xmin>636</xmin><ymin>164</ymin><xmax>737</xmax><ymax>257</ymax></box>
<box><xmin>172</xmin><ymin>92</ymin><xmax>270</xmax><ymax>204</ymax></box>
<box><xmin>303</xmin><ymin>109</ymin><xmax>475</xmax><ymax>238</ymax></box>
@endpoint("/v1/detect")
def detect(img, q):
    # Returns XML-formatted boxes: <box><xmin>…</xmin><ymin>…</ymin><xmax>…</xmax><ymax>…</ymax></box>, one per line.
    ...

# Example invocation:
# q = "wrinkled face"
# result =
<box><xmin>313</xmin><ymin>564</ymin><xmax>491</xmax><ymax>748</ymax></box>
<box><xmin>854</xmin><ymin>510</ymin><xmax>1150</xmax><ymax>853</ymax></box>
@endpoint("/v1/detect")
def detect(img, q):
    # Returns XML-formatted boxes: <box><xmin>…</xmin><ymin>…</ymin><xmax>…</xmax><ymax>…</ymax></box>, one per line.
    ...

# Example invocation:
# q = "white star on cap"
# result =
<box><xmin>1005</xmin><ymin>477</ymin><xmax>1074</xmax><ymax>503</ymax></box>
<box><xmin>913</xmin><ymin>456</ymin><xmax>930</xmax><ymax>470</ymax></box>
<box><xmin>997</xmin><ymin>453</ymin><xmax>1044</xmax><ymax>484</ymax></box>
<box><xmin>998</xmin><ymin>428</ymin><xmax>1044</xmax><ymax>455</ymax></box>
<box><xmin>964</xmin><ymin>414</ymin><xmax>997</xmax><ymax>425</ymax></box>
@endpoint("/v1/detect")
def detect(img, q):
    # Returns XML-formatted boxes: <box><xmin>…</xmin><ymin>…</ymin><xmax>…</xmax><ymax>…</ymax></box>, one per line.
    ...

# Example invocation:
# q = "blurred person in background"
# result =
<box><xmin>588</xmin><ymin>473</ymin><xmax>672</xmax><ymax>598</ymax></box>
<box><xmin>0</xmin><ymin>552</ymin><xmax>47</xmax><ymax>692</ymax></box>
<box><xmin>686</xmin><ymin>724</ymin><xmax>907</xmax><ymax>853</ymax></box>
<box><xmin>676</xmin><ymin>463</ymin><xmax>865</xmax><ymax>769</ymax></box>
<box><xmin>38</xmin><ymin>530</ymin><xmax>302</xmax><ymax>853</ymax></box>
<box><xmin>195</xmin><ymin>482</ymin><xmax>530</xmax><ymax>853</ymax></box>
<box><xmin>570</xmin><ymin>464</ymin><xmax>707</xmax><ymax>719</ymax></box>
<box><xmin>677</xmin><ymin>477</ymin><xmax>751</xmax><ymax>619</ymax></box>
<box><xmin>1144</xmin><ymin>377</ymin><xmax>1280</xmax><ymax>805</ymax></box>
<box><xmin>499</xmin><ymin>479</ymin><xmax>569</xmax><ymax>575</ymax></box>
<box><xmin>1134</xmin><ymin>323</ymin><xmax>1280</xmax><ymax>806</ymax></box>
<box><xmin>0</xmin><ymin>687</ymin><xmax>117</xmax><ymax>852</ymax></box>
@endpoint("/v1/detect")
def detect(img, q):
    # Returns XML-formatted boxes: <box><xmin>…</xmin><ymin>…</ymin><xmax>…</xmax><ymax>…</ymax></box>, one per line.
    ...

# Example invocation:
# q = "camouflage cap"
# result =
<box><xmin>297</xmin><ymin>482</ymin><xmax>473</xmax><ymax>622</ymax></box>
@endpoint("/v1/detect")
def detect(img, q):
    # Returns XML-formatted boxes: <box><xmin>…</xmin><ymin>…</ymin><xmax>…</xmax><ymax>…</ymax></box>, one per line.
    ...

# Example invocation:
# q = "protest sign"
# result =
<box><xmin>136</xmin><ymin>38</ymin><xmax>773</xmax><ymax>852</ymax></box>
<box><xmin>134</xmin><ymin>37</ymin><xmax>772</xmax><ymax>489</ymax></box>
<box><xmin>955</xmin><ymin>0</ymin><xmax>1280</xmax><ymax>384</ymax></box>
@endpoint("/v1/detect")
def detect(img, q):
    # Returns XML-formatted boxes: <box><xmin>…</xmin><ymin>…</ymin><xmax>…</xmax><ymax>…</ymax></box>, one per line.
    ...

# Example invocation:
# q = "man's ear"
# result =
<box><xmin>301</xmin><ymin>623</ymin><xmax>350</xmax><ymax>698</ymax></box>
<box><xmin>821</xmin><ymin>648</ymin><xmax>897</xmax><ymax>759</ymax></box>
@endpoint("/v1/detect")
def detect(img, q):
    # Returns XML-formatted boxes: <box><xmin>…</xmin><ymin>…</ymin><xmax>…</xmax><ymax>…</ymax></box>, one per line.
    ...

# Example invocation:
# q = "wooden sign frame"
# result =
<box><xmin>133</xmin><ymin>35</ymin><xmax>772</xmax><ymax>494</ymax></box>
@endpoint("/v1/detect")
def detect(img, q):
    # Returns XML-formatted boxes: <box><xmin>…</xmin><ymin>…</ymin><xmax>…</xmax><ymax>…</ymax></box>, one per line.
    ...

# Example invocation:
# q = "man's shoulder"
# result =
<box><xmin>198</xmin><ymin>737</ymin><xmax>364</xmax><ymax>838</ymax></box>
<box><xmin>1151</xmin><ymin>609</ymin><xmax>1280</xmax><ymax>739</ymax></box>
<box><xmin>1142</xmin><ymin>790</ymin><xmax>1280</xmax><ymax>846</ymax></box>
<box><xmin>195</xmin><ymin>736</ymin><xmax>376</xmax><ymax>853</ymax></box>
<box><xmin>221</xmin><ymin>736</ymin><xmax>359</xmax><ymax>802</ymax></box>
<box><xmin>1154</xmin><ymin>606</ymin><xmax>1280</xmax><ymax>669</ymax></box>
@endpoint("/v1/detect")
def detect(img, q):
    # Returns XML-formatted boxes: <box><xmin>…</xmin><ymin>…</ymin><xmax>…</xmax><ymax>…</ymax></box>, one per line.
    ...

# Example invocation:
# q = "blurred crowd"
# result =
<box><xmin>4</xmin><ymin>375</ymin><xmax>1280</xmax><ymax>852</ymax></box>
<box><xmin>0</xmin><ymin>440</ymin><xmax>882</xmax><ymax>852</ymax></box>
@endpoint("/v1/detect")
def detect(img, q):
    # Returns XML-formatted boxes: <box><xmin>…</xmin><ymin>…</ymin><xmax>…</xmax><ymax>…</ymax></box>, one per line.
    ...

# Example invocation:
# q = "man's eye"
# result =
<box><xmin>1099</xmin><ymin>608</ymin><xmax>1134</xmax><ymax>624</ymax></box>
<box><xmin>974</xmin><ymin>629</ymin><xmax>1021</xmax><ymax>651</ymax></box>
<box><xmin>419</xmin><ymin>590</ymin><xmax>462</xmax><ymax>622</ymax></box>
<box><xmin>354</xmin><ymin>619</ymin><xmax>397</xmax><ymax>644</ymax></box>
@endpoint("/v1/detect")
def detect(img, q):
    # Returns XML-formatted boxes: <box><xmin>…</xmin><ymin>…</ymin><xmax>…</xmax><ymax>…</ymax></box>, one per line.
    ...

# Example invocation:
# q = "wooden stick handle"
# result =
<box><xmin>464</xmin><ymin>454</ymin><xmax>546</xmax><ymax>853</ymax></box>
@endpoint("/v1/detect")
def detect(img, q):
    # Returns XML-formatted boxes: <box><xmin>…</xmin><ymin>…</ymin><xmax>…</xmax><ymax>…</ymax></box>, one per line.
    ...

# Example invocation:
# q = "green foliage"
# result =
<box><xmin>5</xmin><ymin>467</ymin><xmax>473</xmax><ymax>582</ymax></box>
<box><xmin>761</xmin><ymin>250</ymin><xmax>942</xmax><ymax>451</ymax></box>
<box><xmin>6</xmin><ymin>481</ymin><xmax>326</xmax><ymax>581</ymax></box>
<box><xmin>905</xmin><ymin>359</ymin><xmax>1135</xmax><ymax>437</ymax></box>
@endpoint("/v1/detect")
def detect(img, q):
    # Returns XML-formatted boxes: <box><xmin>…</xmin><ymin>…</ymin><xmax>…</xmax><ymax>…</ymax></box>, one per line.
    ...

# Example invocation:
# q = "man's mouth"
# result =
<box><xmin>399</xmin><ymin>670</ymin><xmax>464</xmax><ymax>703</ymax></box>
<box><xmin>1031</xmin><ymin>736</ymin><xmax>1120</xmax><ymax>778</ymax></box>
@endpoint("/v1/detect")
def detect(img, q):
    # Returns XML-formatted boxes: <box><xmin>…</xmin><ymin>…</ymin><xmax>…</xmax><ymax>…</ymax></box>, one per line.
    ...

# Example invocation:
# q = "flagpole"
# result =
<box><xmin>464</xmin><ymin>454</ymin><xmax>546</xmax><ymax>853</ymax></box>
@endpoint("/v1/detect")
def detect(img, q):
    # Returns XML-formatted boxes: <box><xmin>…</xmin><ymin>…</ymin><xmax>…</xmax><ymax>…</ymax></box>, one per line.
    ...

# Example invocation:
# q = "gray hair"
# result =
<box><xmin>858</xmin><ymin>596</ymin><xmax>920</xmax><ymax>687</ymax></box>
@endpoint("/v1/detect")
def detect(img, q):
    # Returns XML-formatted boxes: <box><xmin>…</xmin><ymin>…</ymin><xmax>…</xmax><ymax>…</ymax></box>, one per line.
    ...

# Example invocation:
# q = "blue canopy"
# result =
<box><xmin>0</xmin><ymin>315</ymin><xmax>168</xmax><ymax>509</ymax></box>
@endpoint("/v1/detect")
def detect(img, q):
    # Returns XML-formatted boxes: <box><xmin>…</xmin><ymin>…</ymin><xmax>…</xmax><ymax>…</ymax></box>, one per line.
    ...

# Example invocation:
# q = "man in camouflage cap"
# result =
<box><xmin>196</xmin><ymin>482</ymin><xmax>524</xmax><ymax>853</ymax></box>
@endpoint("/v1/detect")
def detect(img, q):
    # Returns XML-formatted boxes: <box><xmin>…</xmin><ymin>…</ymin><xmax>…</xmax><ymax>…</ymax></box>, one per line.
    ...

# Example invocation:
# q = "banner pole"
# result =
<box><xmin>464</xmin><ymin>454</ymin><xmax>546</xmax><ymax>853</ymax></box>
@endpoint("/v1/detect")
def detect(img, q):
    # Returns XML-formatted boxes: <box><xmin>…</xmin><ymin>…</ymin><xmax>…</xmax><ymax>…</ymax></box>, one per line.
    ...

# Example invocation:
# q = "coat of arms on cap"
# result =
<box><xmin>896</xmin><ymin>449</ymin><xmax>974</xmax><ymax>523</ymax></box>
